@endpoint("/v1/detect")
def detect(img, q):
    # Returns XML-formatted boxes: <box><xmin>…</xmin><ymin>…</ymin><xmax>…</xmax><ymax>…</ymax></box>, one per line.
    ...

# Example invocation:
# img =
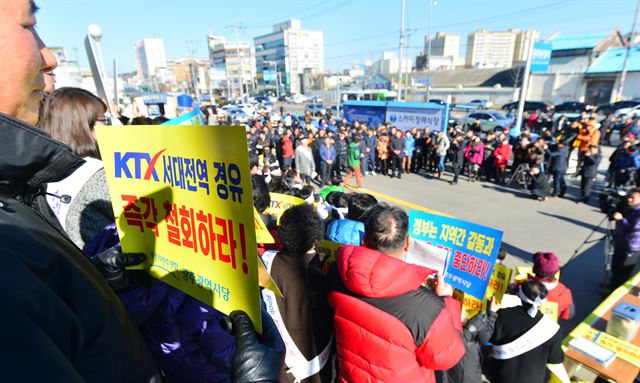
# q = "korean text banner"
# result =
<box><xmin>95</xmin><ymin>124</ymin><xmax>261</xmax><ymax>331</ymax></box>
<box><xmin>409</xmin><ymin>210</ymin><xmax>504</xmax><ymax>299</ymax></box>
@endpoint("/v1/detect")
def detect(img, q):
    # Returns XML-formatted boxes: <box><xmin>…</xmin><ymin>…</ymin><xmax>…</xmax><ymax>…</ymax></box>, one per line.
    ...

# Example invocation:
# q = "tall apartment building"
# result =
<box><xmin>466</xmin><ymin>29</ymin><xmax>538</xmax><ymax>68</ymax></box>
<box><xmin>135</xmin><ymin>37</ymin><xmax>167</xmax><ymax>81</ymax></box>
<box><xmin>425</xmin><ymin>32</ymin><xmax>460</xmax><ymax>58</ymax></box>
<box><xmin>208</xmin><ymin>34</ymin><xmax>256</xmax><ymax>96</ymax></box>
<box><xmin>254</xmin><ymin>19</ymin><xmax>323</xmax><ymax>94</ymax></box>
<box><xmin>513</xmin><ymin>29</ymin><xmax>540</xmax><ymax>63</ymax></box>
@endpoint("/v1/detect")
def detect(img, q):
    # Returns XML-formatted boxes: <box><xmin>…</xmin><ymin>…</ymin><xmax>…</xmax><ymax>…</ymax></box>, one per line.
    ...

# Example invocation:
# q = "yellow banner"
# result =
<box><xmin>254</xmin><ymin>208</ymin><xmax>275</xmax><ymax>244</ymax></box>
<box><xmin>264</xmin><ymin>193</ymin><xmax>306</xmax><ymax>223</ymax></box>
<box><xmin>575</xmin><ymin>324</ymin><xmax>640</xmax><ymax>367</ymax></box>
<box><xmin>95</xmin><ymin>124</ymin><xmax>261</xmax><ymax>332</ymax></box>
<box><xmin>459</xmin><ymin>263</ymin><xmax>513</xmax><ymax>316</ymax></box>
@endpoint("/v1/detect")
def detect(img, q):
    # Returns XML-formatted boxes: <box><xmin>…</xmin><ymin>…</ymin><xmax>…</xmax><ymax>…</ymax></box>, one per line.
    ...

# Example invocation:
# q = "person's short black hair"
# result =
<box><xmin>296</xmin><ymin>185</ymin><xmax>315</xmax><ymax>201</ymax></box>
<box><xmin>130</xmin><ymin>116</ymin><xmax>153</xmax><ymax>125</ymax></box>
<box><xmin>363</xmin><ymin>204</ymin><xmax>408</xmax><ymax>254</ymax></box>
<box><xmin>279</xmin><ymin>204</ymin><xmax>325</xmax><ymax>256</ymax></box>
<box><xmin>251</xmin><ymin>174</ymin><xmax>270</xmax><ymax>213</ymax></box>
<box><xmin>347</xmin><ymin>193</ymin><xmax>378</xmax><ymax>222</ymax></box>
<box><xmin>268</xmin><ymin>177</ymin><xmax>292</xmax><ymax>195</ymax></box>
<box><xmin>521</xmin><ymin>278</ymin><xmax>548</xmax><ymax>301</ymax></box>
<box><xmin>326</xmin><ymin>192</ymin><xmax>349</xmax><ymax>208</ymax></box>
<box><xmin>152</xmin><ymin>116</ymin><xmax>169</xmax><ymax>125</ymax></box>
<box><xmin>497</xmin><ymin>244</ymin><xmax>507</xmax><ymax>261</ymax></box>
<box><xmin>628</xmin><ymin>187</ymin><xmax>640</xmax><ymax>197</ymax></box>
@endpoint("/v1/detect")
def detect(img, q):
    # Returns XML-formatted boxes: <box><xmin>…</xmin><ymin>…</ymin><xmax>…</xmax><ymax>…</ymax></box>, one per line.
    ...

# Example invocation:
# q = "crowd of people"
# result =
<box><xmin>240</xmin><ymin>105</ymin><xmax>640</xmax><ymax>206</ymax></box>
<box><xmin>4</xmin><ymin>2</ymin><xmax>640</xmax><ymax>382</ymax></box>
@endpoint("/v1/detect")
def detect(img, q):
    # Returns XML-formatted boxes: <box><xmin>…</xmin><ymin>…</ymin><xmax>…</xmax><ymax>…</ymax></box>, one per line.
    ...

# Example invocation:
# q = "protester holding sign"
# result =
<box><xmin>529</xmin><ymin>252</ymin><xmax>575</xmax><ymax>321</ymax></box>
<box><xmin>327</xmin><ymin>204</ymin><xmax>464</xmax><ymax>382</ymax></box>
<box><xmin>487</xmin><ymin>279</ymin><xmax>564</xmax><ymax>383</ymax></box>
<box><xmin>261</xmin><ymin>204</ymin><xmax>334</xmax><ymax>383</ymax></box>
<box><xmin>446</xmin><ymin>296</ymin><xmax>501</xmax><ymax>383</ymax></box>
<box><xmin>0</xmin><ymin>2</ymin><xmax>164</xmax><ymax>380</ymax></box>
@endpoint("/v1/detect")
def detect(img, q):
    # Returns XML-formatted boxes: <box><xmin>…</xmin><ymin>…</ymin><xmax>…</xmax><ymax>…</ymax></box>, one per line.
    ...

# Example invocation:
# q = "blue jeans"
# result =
<box><xmin>283</xmin><ymin>157</ymin><xmax>293</xmax><ymax>169</ymax></box>
<box><xmin>438</xmin><ymin>155</ymin><xmax>446</xmax><ymax>173</ymax></box>
<box><xmin>362</xmin><ymin>150</ymin><xmax>376</xmax><ymax>173</ymax></box>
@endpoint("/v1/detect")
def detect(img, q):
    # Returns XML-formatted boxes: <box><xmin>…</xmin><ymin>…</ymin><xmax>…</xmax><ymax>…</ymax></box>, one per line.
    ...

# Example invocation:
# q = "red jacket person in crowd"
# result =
<box><xmin>327</xmin><ymin>204</ymin><xmax>465</xmax><ymax>382</ymax></box>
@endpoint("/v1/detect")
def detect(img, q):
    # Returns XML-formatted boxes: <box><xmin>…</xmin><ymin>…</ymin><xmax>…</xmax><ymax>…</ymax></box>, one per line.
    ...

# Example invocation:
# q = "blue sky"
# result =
<box><xmin>36</xmin><ymin>0</ymin><xmax>637</xmax><ymax>75</ymax></box>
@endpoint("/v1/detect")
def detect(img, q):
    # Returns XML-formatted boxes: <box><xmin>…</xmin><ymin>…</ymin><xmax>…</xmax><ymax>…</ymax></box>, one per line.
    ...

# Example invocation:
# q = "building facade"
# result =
<box><xmin>208</xmin><ymin>34</ymin><xmax>256</xmax><ymax>97</ymax></box>
<box><xmin>135</xmin><ymin>37</ymin><xmax>167</xmax><ymax>82</ymax></box>
<box><xmin>425</xmin><ymin>32</ymin><xmax>460</xmax><ymax>58</ymax></box>
<box><xmin>254</xmin><ymin>19</ymin><xmax>323</xmax><ymax>95</ymax></box>
<box><xmin>466</xmin><ymin>29</ymin><xmax>517</xmax><ymax>68</ymax></box>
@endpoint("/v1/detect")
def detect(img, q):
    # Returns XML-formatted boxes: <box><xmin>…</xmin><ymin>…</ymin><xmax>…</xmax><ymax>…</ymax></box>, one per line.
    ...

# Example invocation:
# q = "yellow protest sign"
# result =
<box><xmin>515</xmin><ymin>266</ymin><xmax>560</xmax><ymax>283</ymax></box>
<box><xmin>541</xmin><ymin>301</ymin><xmax>559</xmax><ymax>322</ymax></box>
<box><xmin>458</xmin><ymin>263</ymin><xmax>513</xmax><ymax>316</ymax></box>
<box><xmin>254</xmin><ymin>208</ymin><xmax>275</xmax><ymax>244</ymax></box>
<box><xmin>264</xmin><ymin>193</ymin><xmax>306</xmax><ymax>222</ymax></box>
<box><xmin>318</xmin><ymin>240</ymin><xmax>342</xmax><ymax>272</ymax></box>
<box><xmin>95</xmin><ymin>124</ymin><xmax>261</xmax><ymax>332</ymax></box>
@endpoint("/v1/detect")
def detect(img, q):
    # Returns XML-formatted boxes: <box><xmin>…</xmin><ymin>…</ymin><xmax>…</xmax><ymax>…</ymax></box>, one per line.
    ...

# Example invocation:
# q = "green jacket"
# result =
<box><xmin>348</xmin><ymin>142</ymin><xmax>361</xmax><ymax>168</ymax></box>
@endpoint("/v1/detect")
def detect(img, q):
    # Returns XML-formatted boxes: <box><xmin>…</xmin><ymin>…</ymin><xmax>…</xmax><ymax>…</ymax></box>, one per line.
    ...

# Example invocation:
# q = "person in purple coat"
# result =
<box><xmin>610</xmin><ymin>188</ymin><xmax>640</xmax><ymax>289</ymax></box>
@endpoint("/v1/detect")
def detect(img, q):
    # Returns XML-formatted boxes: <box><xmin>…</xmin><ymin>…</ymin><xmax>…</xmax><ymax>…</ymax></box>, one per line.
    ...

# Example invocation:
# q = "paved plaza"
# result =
<box><xmin>350</xmin><ymin>152</ymin><xmax>614</xmax><ymax>334</ymax></box>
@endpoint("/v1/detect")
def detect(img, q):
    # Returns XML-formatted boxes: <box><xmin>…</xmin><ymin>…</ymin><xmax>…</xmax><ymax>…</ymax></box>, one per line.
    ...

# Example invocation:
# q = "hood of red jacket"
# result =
<box><xmin>337</xmin><ymin>244</ymin><xmax>433</xmax><ymax>298</ymax></box>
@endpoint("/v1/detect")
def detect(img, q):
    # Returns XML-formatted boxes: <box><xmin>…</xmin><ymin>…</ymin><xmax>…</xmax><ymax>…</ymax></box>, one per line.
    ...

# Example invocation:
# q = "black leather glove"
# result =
<box><xmin>227</xmin><ymin>309</ymin><xmax>285</xmax><ymax>383</ymax></box>
<box><xmin>91</xmin><ymin>245</ymin><xmax>150</xmax><ymax>292</ymax></box>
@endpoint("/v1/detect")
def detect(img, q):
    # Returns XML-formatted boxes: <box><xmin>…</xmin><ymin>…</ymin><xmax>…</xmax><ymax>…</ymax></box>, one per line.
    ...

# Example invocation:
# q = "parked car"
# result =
<box><xmin>235</xmin><ymin>103</ymin><xmax>256</xmax><ymax>117</ymax></box>
<box><xmin>226</xmin><ymin>109</ymin><xmax>250</xmax><ymax>123</ymax></box>
<box><xmin>501</xmin><ymin>101</ymin><xmax>554</xmax><ymax>113</ymax></box>
<box><xmin>428</xmin><ymin>99</ymin><xmax>446</xmax><ymax>105</ymax></box>
<box><xmin>596</xmin><ymin>100</ymin><xmax>640</xmax><ymax>115</ymax></box>
<box><xmin>465</xmin><ymin>111</ymin><xmax>513</xmax><ymax>132</ymax></box>
<box><xmin>287</xmin><ymin>94</ymin><xmax>307</xmax><ymax>104</ymax></box>
<box><xmin>615</xmin><ymin>104</ymin><xmax>640</xmax><ymax>118</ymax></box>
<box><xmin>554</xmin><ymin>101</ymin><xmax>593</xmax><ymax>113</ymax></box>
<box><xmin>304</xmin><ymin>103</ymin><xmax>326</xmax><ymax>116</ymax></box>
<box><xmin>468</xmin><ymin>99</ymin><xmax>494</xmax><ymax>110</ymax></box>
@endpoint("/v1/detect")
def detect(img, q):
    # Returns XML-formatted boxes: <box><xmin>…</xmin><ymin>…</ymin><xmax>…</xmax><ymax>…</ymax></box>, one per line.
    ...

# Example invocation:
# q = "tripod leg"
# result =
<box><xmin>507</xmin><ymin>164</ymin><xmax>522</xmax><ymax>186</ymax></box>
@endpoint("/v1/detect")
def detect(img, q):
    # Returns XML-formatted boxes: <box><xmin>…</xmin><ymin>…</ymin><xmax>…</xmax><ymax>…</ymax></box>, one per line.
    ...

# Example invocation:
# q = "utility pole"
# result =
<box><xmin>186</xmin><ymin>40</ymin><xmax>199</xmax><ymax>100</ymax></box>
<box><xmin>113</xmin><ymin>58</ymin><xmax>118</xmax><ymax>112</ymax></box>
<box><xmin>397</xmin><ymin>0</ymin><xmax>406</xmax><ymax>101</ymax></box>
<box><xmin>616</xmin><ymin>0</ymin><xmax>640</xmax><ymax>101</ymax></box>
<box><xmin>514</xmin><ymin>36</ymin><xmax>535</xmax><ymax>136</ymax></box>
<box><xmin>231</xmin><ymin>23</ymin><xmax>245</xmax><ymax>100</ymax></box>
<box><xmin>426</xmin><ymin>0</ymin><xmax>433</xmax><ymax>100</ymax></box>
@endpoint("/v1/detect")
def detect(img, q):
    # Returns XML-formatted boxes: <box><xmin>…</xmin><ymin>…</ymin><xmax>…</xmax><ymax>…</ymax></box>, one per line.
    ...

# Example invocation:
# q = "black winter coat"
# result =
<box><xmin>444</xmin><ymin>311</ymin><xmax>498</xmax><ymax>383</ymax></box>
<box><xmin>0</xmin><ymin>113</ymin><xmax>162</xmax><ymax>382</ymax></box>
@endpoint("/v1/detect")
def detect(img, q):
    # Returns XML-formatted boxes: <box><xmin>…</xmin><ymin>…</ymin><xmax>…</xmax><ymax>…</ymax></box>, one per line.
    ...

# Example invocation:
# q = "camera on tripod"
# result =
<box><xmin>599</xmin><ymin>188</ymin><xmax>629</xmax><ymax>218</ymax></box>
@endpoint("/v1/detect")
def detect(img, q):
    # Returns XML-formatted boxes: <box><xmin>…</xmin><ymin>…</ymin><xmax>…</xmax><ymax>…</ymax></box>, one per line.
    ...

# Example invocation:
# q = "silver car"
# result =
<box><xmin>465</xmin><ymin>111</ymin><xmax>512</xmax><ymax>131</ymax></box>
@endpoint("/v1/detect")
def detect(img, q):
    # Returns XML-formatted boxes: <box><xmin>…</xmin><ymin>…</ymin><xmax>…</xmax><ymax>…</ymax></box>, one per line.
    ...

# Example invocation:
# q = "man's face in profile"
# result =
<box><xmin>0</xmin><ymin>0</ymin><xmax>56</xmax><ymax>124</ymax></box>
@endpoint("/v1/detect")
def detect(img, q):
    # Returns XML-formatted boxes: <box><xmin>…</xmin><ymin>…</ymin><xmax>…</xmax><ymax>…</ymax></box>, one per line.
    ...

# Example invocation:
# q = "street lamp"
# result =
<box><xmin>85</xmin><ymin>24</ymin><xmax>114</xmax><ymax>116</ymax></box>
<box><xmin>456</xmin><ymin>84</ymin><xmax>464</xmax><ymax>103</ymax></box>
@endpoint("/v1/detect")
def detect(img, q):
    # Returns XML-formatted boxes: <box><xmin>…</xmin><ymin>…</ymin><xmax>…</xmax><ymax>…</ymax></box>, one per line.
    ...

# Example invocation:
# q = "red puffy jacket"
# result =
<box><xmin>327</xmin><ymin>245</ymin><xmax>465</xmax><ymax>383</ymax></box>
<box><xmin>532</xmin><ymin>276</ymin><xmax>574</xmax><ymax>321</ymax></box>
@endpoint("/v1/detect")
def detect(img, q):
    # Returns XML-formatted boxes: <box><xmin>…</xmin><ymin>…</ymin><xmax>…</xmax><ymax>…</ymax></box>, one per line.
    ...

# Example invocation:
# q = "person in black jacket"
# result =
<box><xmin>444</xmin><ymin>297</ymin><xmax>500</xmax><ymax>383</ymax></box>
<box><xmin>450</xmin><ymin>134</ymin><xmax>466</xmax><ymax>185</ymax></box>
<box><xmin>529</xmin><ymin>165</ymin><xmax>550</xmax><ymax>201</ymax></box>
<box><xmin>547</xmin><ymin>142</ymin><xmax>568</xmax><ymax>197</ymax></box>
<box><xmin>486</xmin><ymin>279</ymin><xmax>563</xmax><ymax>383</ymax></box>
<box><xmin>0</xmin><ymin>2</ymin><xmax>284</xmax><ymax>381</ymax></box>
<box><xmin>390</xmin><ymin>130</ymin><xmax>405</xmax><ymax>178</ymax></box>
<box><xmin>580</xmin><ymin>145</ymin><xmax>603</xmax><ymax>203</ymax></box>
